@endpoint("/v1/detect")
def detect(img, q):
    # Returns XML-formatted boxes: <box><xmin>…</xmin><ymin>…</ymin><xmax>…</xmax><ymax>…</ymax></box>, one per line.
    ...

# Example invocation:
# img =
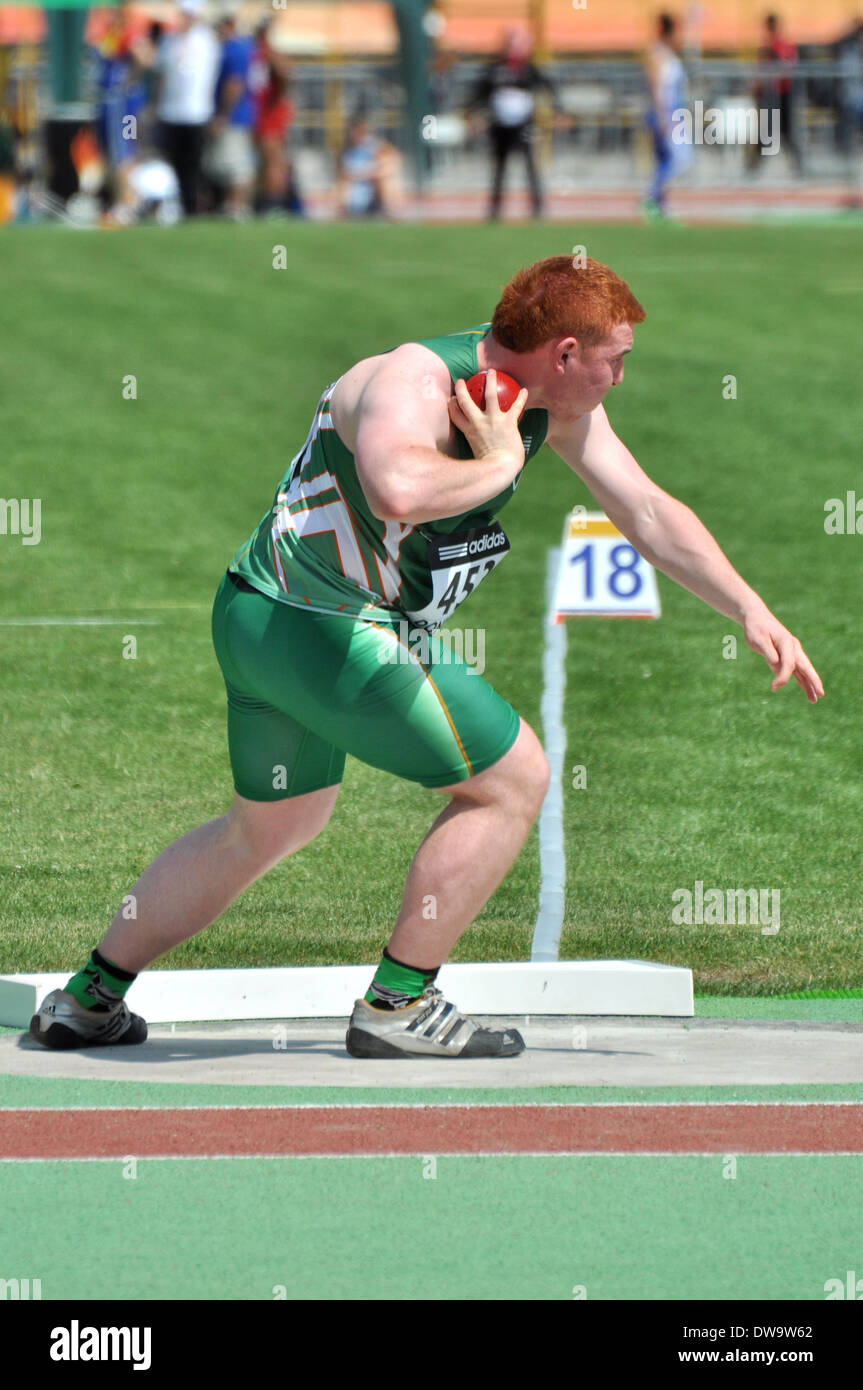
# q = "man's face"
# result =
<box><xmin>539</xmin><ymin>321</ymin><xmax>634</xmax><ymax>423</ymax></box>
<box><xmin>505</xmin><ymin>28</ymin><xmax>531</xmax><ymax>61</ymax></box>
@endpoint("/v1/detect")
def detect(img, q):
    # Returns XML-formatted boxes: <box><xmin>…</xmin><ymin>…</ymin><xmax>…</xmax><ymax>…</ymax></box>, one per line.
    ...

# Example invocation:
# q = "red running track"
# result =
<box><xmin>1</xmin><ymin>1105</ymin><xmax>862</xmax><ymax>1158</ymax></box>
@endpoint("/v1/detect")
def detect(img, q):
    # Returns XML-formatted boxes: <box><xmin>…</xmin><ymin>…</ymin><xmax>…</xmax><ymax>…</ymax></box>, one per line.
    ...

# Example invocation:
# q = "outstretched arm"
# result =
<box><xmin>548</xmin><ymin>405</ymin><xmax>824</xmax><ymax>702</ymax></box>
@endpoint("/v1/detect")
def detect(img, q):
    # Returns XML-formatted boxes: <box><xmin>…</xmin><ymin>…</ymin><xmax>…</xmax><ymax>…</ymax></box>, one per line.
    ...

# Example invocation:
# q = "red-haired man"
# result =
<box><xmin>32</xmin><ymin>256</ymin><xmax>823</xmax><ymax>1059</ymax></box>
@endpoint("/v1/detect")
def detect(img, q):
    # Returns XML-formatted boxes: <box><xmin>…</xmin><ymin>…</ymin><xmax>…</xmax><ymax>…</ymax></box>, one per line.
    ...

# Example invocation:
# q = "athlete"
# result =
<box><xmin>644</xmin><ymin>13</ymin><xmax>691</xmax><ymax>219</ymax></box>
<box><xmin>31</xmin><ymin>255</ymin><xmax>823</xmax><ymax>1058</ymax></box>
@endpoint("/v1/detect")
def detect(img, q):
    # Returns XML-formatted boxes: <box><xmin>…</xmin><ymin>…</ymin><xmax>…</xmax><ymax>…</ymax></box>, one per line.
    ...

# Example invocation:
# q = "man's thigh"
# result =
<box><xmin>212</xmin><ymin>575</ymin><xmax>520</xmax><ymax>792</ymax></box>
<box><xmin>223</xmin><ymin>686</ymin><xmax>347</xmax><ymax>801</ymax></box>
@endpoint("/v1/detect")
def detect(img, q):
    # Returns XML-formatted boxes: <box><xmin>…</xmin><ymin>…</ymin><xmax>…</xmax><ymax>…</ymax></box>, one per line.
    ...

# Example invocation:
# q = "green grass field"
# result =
<box><xmin>1</xmin><ymin>220</ymin><xmax>860</xmax><ymax>991</ymax></box>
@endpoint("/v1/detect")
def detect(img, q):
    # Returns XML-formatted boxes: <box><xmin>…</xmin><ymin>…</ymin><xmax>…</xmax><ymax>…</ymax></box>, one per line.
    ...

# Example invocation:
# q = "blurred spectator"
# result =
<box><xmin>105</xmin><ymin>157</ymin><xmax>181</xmax><ymax>227</ymax></box>
<box><xmin>251</xmin><ymin>22</ymin><xmax>302</xmax><ymax>215</ymax></box>
<box><xmin>335</xmin><ymin>116</ymin><xmax>402</xmax><ymax>218</ymax></box>
<box><xmin>155</xmin><ymin>0</ymin><xmax>220</xmax><ymax>216</ymax></box>
<box><xmin>422</xmin><ymin>3</ymin><xmax>451</xmax><ymax>178</ymax></box>
<box><xmin>138</xmin><ymin>22</ymin><xmax>165</xmax><ymax>137</ymax></box>
<box><xmin>429</xmin><ymin>48</ymin><xmax>458</xmax><ymax>119</ymax></box>
<box><xmin>203</xmin><ymin>9</ymin><xmax>257</xmax><ymax>219</ymax></box>
<box><xmin>835</xmin><ymin>21</ymin><xmax>863</xmax><ymax>154</ymax></box>
<box><xmin>69</xmin><ymin>126</ymin><xmax>105</xmax><ymax>198</ymax></box>
<box><xmin>0</xmin><ymin>107</ymin><xmax>17</xmax><ymax>223</ymax></box>
<box><xmin>93</xmin><ymin>2</ymin><xmax>146</xmax><ymax>200</ymax></box>
<box><xmin>644</xmin><ymin>12</ymin><xmax>690</xmax><ymax>218</ymax></box>
<box><xmin>468</xmin><ymin>27</ymin><xmax>554</xmax><ymax>221</ymax></box>
<box><xmin>748</xmin><ymin>13</ymin><xmax>802</xmax><ymax>173</ymax></box>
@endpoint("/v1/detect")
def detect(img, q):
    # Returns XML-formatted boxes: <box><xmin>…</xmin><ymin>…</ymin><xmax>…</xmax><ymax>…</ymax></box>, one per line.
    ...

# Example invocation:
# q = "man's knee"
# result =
<box><xmin>226</xmin><ymin>786</ymin><xmax>338</xmax><ymax>867</ymax></box>
<box><xmin>448</xmin><ymin>721</ymin><xmax>550</xmax><ymax>819</ymax></box>
<box><xmin>516</xmin><ymin>734</ymin><xmax>551</xmax><ymax>818</ymax></box>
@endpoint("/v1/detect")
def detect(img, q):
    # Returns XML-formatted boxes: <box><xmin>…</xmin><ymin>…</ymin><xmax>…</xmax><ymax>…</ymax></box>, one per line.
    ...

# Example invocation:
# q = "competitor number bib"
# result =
<box><xmin>403</xmin><ymin>522</ymin><xmax>510</xmax><ymax>631</ymax></box>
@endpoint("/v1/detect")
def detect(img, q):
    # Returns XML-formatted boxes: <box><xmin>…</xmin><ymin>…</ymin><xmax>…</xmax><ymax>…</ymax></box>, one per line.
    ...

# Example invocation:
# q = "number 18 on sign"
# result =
<box><xmin>552</xmin><ymin>510</ymin><xmax>661</xmax><ymax>620</ymax></box>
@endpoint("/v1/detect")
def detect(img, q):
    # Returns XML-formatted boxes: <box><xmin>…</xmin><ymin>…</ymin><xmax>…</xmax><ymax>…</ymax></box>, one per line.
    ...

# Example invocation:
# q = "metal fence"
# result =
<box><xmin>276</xmin><ymin>55</ymin><xmax>863</xmax><ymax>180</ymax></box>
<box><xmin>278</xmin><ymin>56</ymin><xmax>863</xmax><ymax>189</ymax></box>
<box><xmin>5</xmin><ymin>47</ymin><xmax>863</xmax><ymax>191</ymax></box>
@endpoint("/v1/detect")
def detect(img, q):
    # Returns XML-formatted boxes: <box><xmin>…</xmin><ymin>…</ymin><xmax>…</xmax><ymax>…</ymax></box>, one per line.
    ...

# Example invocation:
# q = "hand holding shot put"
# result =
<box><xmin>449</xmin><ymin>369</ymin><xmax>529</xmax><ymax>471</ymax></box>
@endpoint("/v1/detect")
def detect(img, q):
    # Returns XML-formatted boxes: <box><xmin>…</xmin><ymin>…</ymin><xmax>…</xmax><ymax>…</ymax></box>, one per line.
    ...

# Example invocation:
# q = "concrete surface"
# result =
<box><xmin>3</xmin><ymin>1016</ymin><xmax>863</xmax><ymax>1089</ymax></box>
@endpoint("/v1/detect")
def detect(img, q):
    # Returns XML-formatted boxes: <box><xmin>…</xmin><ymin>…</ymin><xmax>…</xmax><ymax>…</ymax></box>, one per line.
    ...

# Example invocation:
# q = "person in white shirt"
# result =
<box><xmin>468</xmin><ymin>28</ymin><xmax>556</xmax><ymax>220</ymax></box>
<box><xmin>156</xmin><ymin>0</ymin><xmax>220</xmax><ymax>215</ymax></box>
<box><xmin>644</xmin><ymin>12</ymin><xmax>690</xmax><ymax>218</ymax></box>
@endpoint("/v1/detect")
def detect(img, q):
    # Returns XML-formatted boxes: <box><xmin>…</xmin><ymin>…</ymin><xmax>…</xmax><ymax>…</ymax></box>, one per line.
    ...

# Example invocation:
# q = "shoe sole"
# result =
<box><xmin>28</xmin><ymin>1015</ymin><xmax>148</xmax><ymax>1050</ymax></box>
<box><xmin>345</xmin><ymin>1026</ymin><xmax>525</xmax><ymax>1059</ymax></box>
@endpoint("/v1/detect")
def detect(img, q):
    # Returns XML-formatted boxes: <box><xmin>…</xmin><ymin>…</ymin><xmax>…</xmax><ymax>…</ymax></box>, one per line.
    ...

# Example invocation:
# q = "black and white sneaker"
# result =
<box><xmin>29</xmin><ymin>989</ymin><xmax>148</xmax><ymax>1050</ymax></box>
<box><xmin>346</xmin><ymin>985</ymin><xmax>525</xmax><ymax>1059</ymax></box>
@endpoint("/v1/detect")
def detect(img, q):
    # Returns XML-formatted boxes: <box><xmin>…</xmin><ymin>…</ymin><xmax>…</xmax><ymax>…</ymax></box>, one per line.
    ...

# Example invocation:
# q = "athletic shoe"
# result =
<box><xmin>29</xmin><ymin>989</ymin><xmax>148</xmax><ymax>1050</ymax></box>
<box><xmin>345</xmin><ymin>984</ymin><xmax>525</xmax><ymax>1059</ymax></box>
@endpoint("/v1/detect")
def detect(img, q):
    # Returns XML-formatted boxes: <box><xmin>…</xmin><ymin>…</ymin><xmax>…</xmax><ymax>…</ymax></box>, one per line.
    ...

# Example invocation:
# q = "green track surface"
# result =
<box><xmin>1</xmin><ymin>1075</ymin><xmax>862</xmax><ymax>1109</ymax></box>
<box><xmin>1</xmin><ymin>221</ymin><xmax>861</xmax><ymax>993</ymax></box>
<box><xmin>1</xmin><ymin>1153</ymin><xmax>859</xmax><ymax>1300</ymax></box>
<box><xmin>695</xmin><ymin>998</ymin><xmax>863</xmax><ymax>1021</ymax></box>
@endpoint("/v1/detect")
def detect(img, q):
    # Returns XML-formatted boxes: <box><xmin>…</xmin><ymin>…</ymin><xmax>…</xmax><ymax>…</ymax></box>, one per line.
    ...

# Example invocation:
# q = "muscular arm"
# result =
<box><xmin>352</xmin><ymin>354</ymin><xmax>526</xmax><ymax>525</ymax></box>
<box><xmin>549</xmin><ymin>405</ymin><xmax>824</xmax><ymax>701</ymax></box>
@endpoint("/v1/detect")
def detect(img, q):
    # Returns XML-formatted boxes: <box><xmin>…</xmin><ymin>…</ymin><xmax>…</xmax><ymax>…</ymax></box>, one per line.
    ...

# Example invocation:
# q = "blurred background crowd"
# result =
<box><xmin>2</xmin><ymin>0</ymin><xmax>863</xmax><ymax>226</ymax></box>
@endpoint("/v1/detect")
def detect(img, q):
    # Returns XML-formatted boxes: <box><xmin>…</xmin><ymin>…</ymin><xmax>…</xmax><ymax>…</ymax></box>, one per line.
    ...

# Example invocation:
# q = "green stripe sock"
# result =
<box><xmin>365</xmin><ymin>949</ymin><xmax>440</xmax><ymax>1010</ymax></box>
<box><xmin>65</xmin><ymin>948</ymin><xmax>137</xmax><ymax>1011</ymax></box>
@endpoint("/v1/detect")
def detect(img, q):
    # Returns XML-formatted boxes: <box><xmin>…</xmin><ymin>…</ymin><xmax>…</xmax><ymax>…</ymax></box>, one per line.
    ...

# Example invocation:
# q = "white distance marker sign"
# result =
<box><xmin>552</xmin><ymin>509</ymin><xmax>661</xmax><ymax>620</ymax></box>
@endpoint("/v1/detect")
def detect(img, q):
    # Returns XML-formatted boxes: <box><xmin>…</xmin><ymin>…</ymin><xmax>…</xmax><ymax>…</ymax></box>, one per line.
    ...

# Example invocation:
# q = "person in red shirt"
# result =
<box><xmin>749</xmin><ymin>13</ymin><xmax>803</xmax><ymax>173</ymax></box>
<box><xmin>250</xmin><ymin>23</ymin><xmax>298</xmax><ymax>213</ymax></box>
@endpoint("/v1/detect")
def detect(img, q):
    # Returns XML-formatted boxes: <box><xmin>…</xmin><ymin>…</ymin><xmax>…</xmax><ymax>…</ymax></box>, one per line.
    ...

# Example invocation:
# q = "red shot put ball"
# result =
<box><xmin>463</xmin><ymin>370</ymin><xmax>525</xmax><ymax>418</ymax></box>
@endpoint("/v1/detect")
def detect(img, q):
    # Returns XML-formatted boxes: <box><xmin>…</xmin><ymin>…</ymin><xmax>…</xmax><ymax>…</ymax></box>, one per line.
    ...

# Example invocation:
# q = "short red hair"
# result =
<box><xmin>491</xmin><ymin>254</ymin><xmax>646</xmax><ymax>351</ymax></box>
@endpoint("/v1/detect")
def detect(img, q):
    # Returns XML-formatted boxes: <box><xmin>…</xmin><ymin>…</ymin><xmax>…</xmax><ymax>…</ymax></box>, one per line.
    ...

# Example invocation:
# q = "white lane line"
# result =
<box><xmin>1</xmin><ymin>1150</ymin><xmax>858</xmax><ymax>1164</ymax></box>
<box><xmin>1</xmin><ymin>1100</ymin><xmax>860</xmax><ymax>1112</ymax></box>
<box><xmin>531</xmin><ymin>547</ymin><xmax>567</xmax><ymax>963</ymax></box>
<box><xmin>0</xmin><ymin>619</ymin><xmax>162</xmax><ymax>627</ymax></box>
<box><xmin>115</xmin><ymin>602</ymin><xmax>211</xmax><ymax>610</ymax></box>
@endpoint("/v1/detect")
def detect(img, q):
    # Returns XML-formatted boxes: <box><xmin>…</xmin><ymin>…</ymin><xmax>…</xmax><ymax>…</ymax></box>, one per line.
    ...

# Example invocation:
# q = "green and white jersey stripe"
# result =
<box><xmin>229</xmin><ymin>325</ymin><xmax>548</xmax><ymax>628</ymax></box>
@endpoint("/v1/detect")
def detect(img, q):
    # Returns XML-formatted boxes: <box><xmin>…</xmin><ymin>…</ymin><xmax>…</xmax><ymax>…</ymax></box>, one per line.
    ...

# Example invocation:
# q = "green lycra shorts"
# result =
<box><xmin>211</xmin><ymin>570</ymin><xmax>520</xmax><ymax>801</ymax></box>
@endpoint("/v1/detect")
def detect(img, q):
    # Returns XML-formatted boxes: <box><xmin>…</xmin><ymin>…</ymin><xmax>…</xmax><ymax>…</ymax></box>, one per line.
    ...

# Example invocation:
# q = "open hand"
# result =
<box><xmin>743</xmin><ymin>609</ymin><xmax>824</xmax><ymax>703</ymax></box>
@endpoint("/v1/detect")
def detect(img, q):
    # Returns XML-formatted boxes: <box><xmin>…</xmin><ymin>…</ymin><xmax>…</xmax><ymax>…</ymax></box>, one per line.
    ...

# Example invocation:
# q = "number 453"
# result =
<box><xmin>438</xmin><ymin>558</ymin><xmax>497</xmax><ymax>615</ymax></box>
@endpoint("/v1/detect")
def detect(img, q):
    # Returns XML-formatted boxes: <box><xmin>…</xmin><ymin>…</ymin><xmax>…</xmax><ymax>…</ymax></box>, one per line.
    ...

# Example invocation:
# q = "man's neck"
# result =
<box><xmin>476</xmin><ymin>331</ymin><xmax>531</xmax><ymax>384</ymax></box>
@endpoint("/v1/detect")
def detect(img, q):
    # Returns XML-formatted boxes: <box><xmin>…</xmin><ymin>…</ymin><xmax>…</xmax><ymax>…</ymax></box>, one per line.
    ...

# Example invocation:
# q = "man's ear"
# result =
<box><xmin>555</xmin><ymin>335</ymin><xmax>578</xmax><ymax>369</ymax></box>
